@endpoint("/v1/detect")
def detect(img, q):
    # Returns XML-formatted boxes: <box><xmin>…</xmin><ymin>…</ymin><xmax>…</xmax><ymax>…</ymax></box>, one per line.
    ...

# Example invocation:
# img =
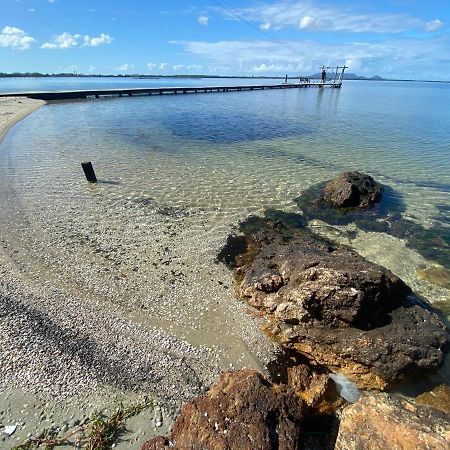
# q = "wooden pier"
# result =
<box><xmin>0</xmin><ymin>82</ymin><xmax>342</xmax><ymax>101</ymax></box>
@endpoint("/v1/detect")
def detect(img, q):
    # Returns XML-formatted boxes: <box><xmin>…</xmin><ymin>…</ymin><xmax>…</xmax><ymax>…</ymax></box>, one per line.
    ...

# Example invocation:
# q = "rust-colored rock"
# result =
<box><xmin>415</xmin><ymin>384</ymin><xmax>450</xmax><ymax>414</ymax></box>
<box><xmin>322</xmin><ymin>171</ymin><xmax>383</xmax><ymax>209</ymax></box>
<box><xmin>233</xmin><ymin>219</ymin><xmax>449</xmax><ymax>389</ymax></box>
<box><xmin>287</xmin><ymin>365</ymin><xmax>343</xmax><ymax>414</ymax></box>
<box><xmin>334</xmin><ymin>393</ymin><xmax>450</xmax><ymax>450</ymax></box>
<box><xmin>142</xmin><ymin>369</ymin><xmax>307</xmax><ymax>450</ymax></box>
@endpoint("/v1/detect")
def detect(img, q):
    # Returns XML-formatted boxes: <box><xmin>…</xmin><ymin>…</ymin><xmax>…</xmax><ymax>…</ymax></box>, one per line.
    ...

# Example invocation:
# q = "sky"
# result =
<box><xmin>1</xmin><ymin>0</ymin><xmax>449</xmax><ymax>80</ymax></box>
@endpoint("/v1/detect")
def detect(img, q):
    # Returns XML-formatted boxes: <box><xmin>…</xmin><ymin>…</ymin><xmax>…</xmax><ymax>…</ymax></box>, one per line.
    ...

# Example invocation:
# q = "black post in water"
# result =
<box><xmin>81</xmin><ymin>161</ymin><xmax>97</xmax><ymax>183</ymax></box>
<box><xmin>285</xmin><ymin>74</ymin><xmax>288</xmax><ymax>84</ymax></box>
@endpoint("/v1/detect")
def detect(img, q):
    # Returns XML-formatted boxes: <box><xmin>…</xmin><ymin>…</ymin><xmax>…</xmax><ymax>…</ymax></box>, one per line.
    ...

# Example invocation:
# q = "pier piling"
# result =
<box><xmin>81</xmin><ymin>161</ymin><xmax>97</xmax><ymax>183</ymax></box>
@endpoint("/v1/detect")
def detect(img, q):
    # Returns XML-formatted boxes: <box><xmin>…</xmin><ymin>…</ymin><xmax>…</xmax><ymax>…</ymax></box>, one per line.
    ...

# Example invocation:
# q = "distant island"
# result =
<box><xmin>0</xmin><ymin>72</ymin><xmax>448</xmax><ymax>83</ymax></box>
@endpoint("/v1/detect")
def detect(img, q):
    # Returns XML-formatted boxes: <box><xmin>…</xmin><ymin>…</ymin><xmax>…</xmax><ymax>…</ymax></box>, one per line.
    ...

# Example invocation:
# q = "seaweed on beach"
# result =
<box><xmin>12</xmin><ymin>399</ymin><xmax>155</xmax><ymax>450</ymax></box>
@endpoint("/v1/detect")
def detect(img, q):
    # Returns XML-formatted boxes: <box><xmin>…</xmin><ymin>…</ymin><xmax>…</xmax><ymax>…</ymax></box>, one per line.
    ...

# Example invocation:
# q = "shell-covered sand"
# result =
<box><xmin>0</xmin><ymin>99</ymin><xmax>279</xmax><ymax>448</ymax></box>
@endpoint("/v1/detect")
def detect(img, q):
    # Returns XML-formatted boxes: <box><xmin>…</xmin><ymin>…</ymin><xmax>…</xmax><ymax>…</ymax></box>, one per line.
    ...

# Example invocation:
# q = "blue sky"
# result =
<box><xmin>1</xmin><ymin>0</ymin><xmax>449</xmax><ymax>80</ymax></box>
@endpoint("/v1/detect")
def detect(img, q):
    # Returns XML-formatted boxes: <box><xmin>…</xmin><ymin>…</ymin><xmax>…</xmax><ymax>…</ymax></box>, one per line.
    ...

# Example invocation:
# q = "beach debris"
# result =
<box><xmin>329</xmin><ymin>373</ymin><xmax>360</xmax><ymax>403</ymax></box>
<box><xmin>2</xmin><ymin>424</ymin><xmax>17</xmax><ymax>436</ymax></box>
<box><xmin>154</xmin><ymin>405</ymin><xmax>163</xmax><ymax>428</ymax></box>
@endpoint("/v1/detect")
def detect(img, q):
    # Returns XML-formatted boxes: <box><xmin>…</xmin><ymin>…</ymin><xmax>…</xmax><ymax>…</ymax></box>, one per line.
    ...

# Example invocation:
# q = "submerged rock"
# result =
<box><xmin>142</xmin><ymin>369</ymin><xmax>307</xmax><ymax>450</ymax></box>
<box><xmin>334</xmin><ymin>393</ymin><xmax>450</xmax><ymax>450</ymax></box>
<box><xmin>322</xmin><ymin>171</ymin><xmax>383</xmax><ymax>209</ymax></box>
<box><xmin>294</xmin><ymin>174</ymin><xmax>450</xmax><ymax>270</ymax></box>
<box><xmin>231</xmin><ymin>218</ymin><xmax>449</xmax><ymax>389</ymax></box>
<box><xmin>416</xmin><ymin>265</ymin><xmax>450</xmax><ymax>290</ymax></box>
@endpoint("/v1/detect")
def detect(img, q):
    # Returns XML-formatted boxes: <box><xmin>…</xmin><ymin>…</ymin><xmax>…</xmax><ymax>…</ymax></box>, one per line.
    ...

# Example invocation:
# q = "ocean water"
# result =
<box><xmin>0</xmin><ymin>76</ymin><xmax>282</xmax><ymax>93</ymax></box>
<box><xmin>0</xmin><ymin>79</ymin><xmax>449</xmax><ymax>381</ymax></box>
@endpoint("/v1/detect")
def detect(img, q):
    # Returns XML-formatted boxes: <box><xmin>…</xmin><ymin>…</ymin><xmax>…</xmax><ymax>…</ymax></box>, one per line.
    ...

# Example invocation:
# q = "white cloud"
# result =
<box><xmin>148</xmin><ymin>62</ymin><xmax>170</xmax><ymax>72</ymax></box>
<box><xmin>148</xmin><ymin>62</ymin><xmax>203</xmax><ymax>73</ymax></box>
<box><xmin>298</xmin><ymin>15</ymin><xmax>323</xmax><ymax>30</ymax></box>
<box><xmin>42</xmin><ymin>32</ymin><xmax>80</xmax><ymax>49</ymax></box>
<box><xmin>42</xmin><ymin>32</ymin><xmax>113</xmax><ymax>49</ymax></box>
<box><xmin>171</xmin><ymin>37</ymin><xmax>450</xmax><ymax>80</ymax></box>
<box><xmin>28</xmin><ymin>8</ymin><xmax>36</xmax><ymax>12</ymax></box>
<box><xmin>0</xmin><ymin>26</ymin><xmax>35</xmax><ymax>50</ymax></box>
<box><xmin>219</xmin><ymin>1</ymin><xmax>437</xmax><ymax>34</ymax></box>
<box><xmin>83</xmin><ymin>33</ymin><xmax>113</xmax><ymax>47</ymax></box>
<box><xmin>63</xmin><ymin>65</ymin><xmax>79</xmax><ymax>73</ymax></box>
<box><xmin>173</xmin><ymin>64</ymin><xmax>203</xmax><ymax>72</ymax></box>
<box><xmin>198</xmin><ymin>16</ymin><xmax>209</xmax><ymax>26</ymax></box>
<box><xmin>115</xmin><ymin>63</ymin><xmax>135</xmax><ymax>71</ymax></box>
<box><xmin>425</xmin><ymin>19</ymin><xmax>444</xmax><ymax>32</ymax></box>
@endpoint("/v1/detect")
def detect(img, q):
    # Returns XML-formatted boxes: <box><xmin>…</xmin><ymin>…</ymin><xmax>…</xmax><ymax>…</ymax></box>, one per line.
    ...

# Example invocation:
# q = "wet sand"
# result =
<box><xmin>0</xmin><ymin>99</ymin><xmax>279</xmax><ymax>448</ymax></box>
<box><xmin>0</xmin><ymin>97</ymin><xmax>45</xmax><ymax>144</ymax></box>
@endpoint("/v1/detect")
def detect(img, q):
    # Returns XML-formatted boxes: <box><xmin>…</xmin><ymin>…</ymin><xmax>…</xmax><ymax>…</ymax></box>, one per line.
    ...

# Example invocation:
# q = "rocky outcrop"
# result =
<box><xmin>322</xmin><ymin>171</ymin><xmax>383</xmax><ymax>209</ymax></box>
<box><xmin>415</xmin><ymin>384</ymin><xmax>450</xmax><ymax>414</ymax></box>
<box><xmin>142</xmin><ymin>369</ymin><xmax>307</xmax><ymax>450</ymax></box>
<box><xmin>233</xmin><ymin>218</ymin><xmax>449</xmax><ymax>389</ymax></box>
<box><xmin>294</xmin><ymin>174</ymin><xmax>449</xmax><ymax>270</ymax></box>
<box><xmin>334</xmin><ymin>393</ymin><xmax>450</xmax><ymax>449</ymax></box>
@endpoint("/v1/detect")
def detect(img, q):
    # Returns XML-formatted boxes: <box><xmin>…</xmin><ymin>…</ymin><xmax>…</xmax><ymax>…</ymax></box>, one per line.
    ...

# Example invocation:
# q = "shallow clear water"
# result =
<box><xmin>1</xmin><ymin>80</ymin><xmax>449</xmax><ymax>375</ymax></box>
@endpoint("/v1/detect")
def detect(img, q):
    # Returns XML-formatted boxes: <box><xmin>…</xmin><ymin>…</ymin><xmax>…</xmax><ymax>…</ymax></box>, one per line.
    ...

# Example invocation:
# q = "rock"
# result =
<box><xmin>334</xmin><ymin>393</ymin><xmax>450</xmax><ymax>450</ymax></box>
<box><xmin>322</xmin><ymin>171</ymin><xmax>383</xmax><ymax>209</ymax></box>
<box><xmin>415</xmin><ymin>384</ymin><xmax>450</xmax><ymax>413</ymax></box>
<box><xmin>416</xmin><ymin>266</ymin><xmax>450</xmax><ymax>289</ymax></box>
<box><xmin>295</xmin><ymin>177</ymin><xmax>450</xmax><ymax>270</ymax></box>
<box><xmin>233</xmin><ymin>218</ymin><xmax>449</xmax><ymax>389</ymax></box>
<box><xmin>287</xmin><ymin>365</ymin><xmax>344</xmax><ymax>414</ymax></box>
<box><xmin>142</xmin><ymin>369</ymin><xmax>307</xmax><ymax>450</ymax></box>
<box><xmin>142</xmin><ymin>436</ymin><xmax>170</xmax><ymax>449</ymax></box>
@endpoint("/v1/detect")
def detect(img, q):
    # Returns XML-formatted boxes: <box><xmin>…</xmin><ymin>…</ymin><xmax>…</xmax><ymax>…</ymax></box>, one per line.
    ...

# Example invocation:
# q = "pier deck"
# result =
<box><xmin>0</xmin><ymin>82</ymin><xmax>341</xmax><ymax>101</ymax></box>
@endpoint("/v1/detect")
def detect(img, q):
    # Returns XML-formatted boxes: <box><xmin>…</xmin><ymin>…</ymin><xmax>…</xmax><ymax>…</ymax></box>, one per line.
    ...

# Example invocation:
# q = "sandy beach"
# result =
<box><xmin>0</xmin><ymin>97</ymin><xmax>45</xmax><ymax>144</ymax></box>
<box><xmin>0</xmin><ymin>99</ymin><xmax>279</xmax><ymax>448</ymax></box>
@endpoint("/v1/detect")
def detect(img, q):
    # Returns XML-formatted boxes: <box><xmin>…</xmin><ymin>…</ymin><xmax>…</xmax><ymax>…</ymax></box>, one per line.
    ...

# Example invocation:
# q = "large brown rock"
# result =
<box><xmin>142</xmin><ymin>369</ymin><xmax>307</xmax><ymax>450</ymax></box>
<box><xmin>322</xmin><ymin>171</ymin><xmax>383</xmax><ymax>209</ymax></box>
<box><xmin>334</xmin><ymin>393</ymin><xmax>450</xmax><ymax>449</ymax></box>
<box><xmin>234</xmin><ymin>220</ymin><xmax>449</xmax><ymax>389</ymax></box>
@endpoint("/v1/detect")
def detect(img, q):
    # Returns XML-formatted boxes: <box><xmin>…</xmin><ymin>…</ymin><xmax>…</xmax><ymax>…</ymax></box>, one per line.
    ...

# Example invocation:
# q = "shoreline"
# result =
<box><xmin>0</xmin><ymin>96</ymin><xmax>280</xmax><ymax>448</ymax></box>
<box><xmin>0</xmin><ymin>97</ymin><xmax>46</xmax><ymax>145</ymax></box>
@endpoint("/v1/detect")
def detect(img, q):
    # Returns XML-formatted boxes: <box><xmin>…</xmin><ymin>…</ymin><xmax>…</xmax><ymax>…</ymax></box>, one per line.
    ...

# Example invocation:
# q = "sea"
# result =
<box><xmin>1</xmin><ymin>76</ymin><xmax>449</xmax><ymax>388</ymax></box>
